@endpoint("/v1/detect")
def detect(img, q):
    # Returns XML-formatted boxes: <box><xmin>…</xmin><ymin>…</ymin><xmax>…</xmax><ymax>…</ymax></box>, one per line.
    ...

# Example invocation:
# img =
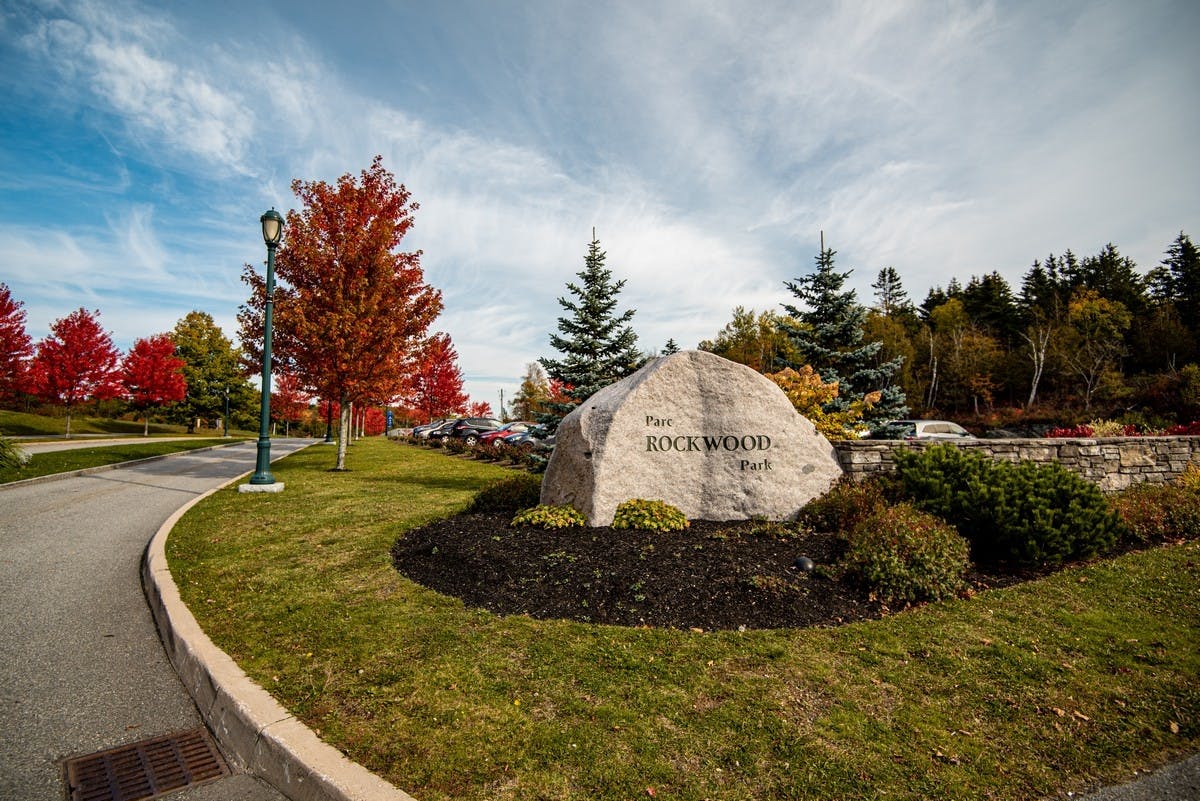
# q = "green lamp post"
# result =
<box><xmin>247</xmin><ymin>208</ymin><xmax>284</xmax><ymax>488</ymax></box>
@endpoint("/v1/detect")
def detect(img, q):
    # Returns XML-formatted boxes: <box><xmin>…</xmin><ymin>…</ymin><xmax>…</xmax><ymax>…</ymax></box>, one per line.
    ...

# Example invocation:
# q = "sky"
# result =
<box><xmin>1</xmin><ymin>0</ymin><xmax>1197</xmax><ymax>415</ymax></box>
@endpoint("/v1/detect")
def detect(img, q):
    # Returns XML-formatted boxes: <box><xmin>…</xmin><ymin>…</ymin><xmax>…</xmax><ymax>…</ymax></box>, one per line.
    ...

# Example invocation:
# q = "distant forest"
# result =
<box><xmin>702</xmin><ymin>232</ymin><xmax>1199</xmax><ymax>432</ymax></box>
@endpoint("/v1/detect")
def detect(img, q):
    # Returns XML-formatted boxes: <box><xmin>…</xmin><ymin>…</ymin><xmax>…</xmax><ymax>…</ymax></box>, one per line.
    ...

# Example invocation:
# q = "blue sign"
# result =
<box><xmin>386</xmin><ymin>409</ymin><xmax>394</xmax><ymax>430</ymax></box>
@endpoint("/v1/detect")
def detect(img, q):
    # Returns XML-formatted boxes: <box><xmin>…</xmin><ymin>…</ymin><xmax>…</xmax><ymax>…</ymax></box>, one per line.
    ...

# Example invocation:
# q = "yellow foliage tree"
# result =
<box><xmin>767</xmin><ymin>366</ymin><xmax>880</xmax><ymax>440</ymax></box>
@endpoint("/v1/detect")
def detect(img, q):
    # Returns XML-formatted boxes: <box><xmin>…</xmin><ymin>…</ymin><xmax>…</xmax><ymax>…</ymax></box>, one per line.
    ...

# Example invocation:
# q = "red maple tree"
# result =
<box><xmin>122</xmin><ymin>333</ymin><xmax>187</xmax><ymax>436</ymax></box>
<box><xmin>240</xmin><ymin>156</ymin><xmax>443</xmax><ymax>469</ymax></box>
<box><xmin>272</xmin><ymin>370</ymin><xmax>309</xmax><ymax>436</ymax></box>
<box><xmin>0</xmin><ymin>283</ymin><xmax>32</xmax><ymax>404</ymax></box>
<box><xmin>403</xmin><ymin>332</ymin><xmax>468</xmax><ymax>423</ymax></box>
<box><xmin>467</xmin><ymin>400</ymin><xmax>494</xmax><ymax>418</ymax></box>
<box><xmin>29</xmin><ymin>308</ymin><xmax>122</xmax><ymax>437</ymax></box>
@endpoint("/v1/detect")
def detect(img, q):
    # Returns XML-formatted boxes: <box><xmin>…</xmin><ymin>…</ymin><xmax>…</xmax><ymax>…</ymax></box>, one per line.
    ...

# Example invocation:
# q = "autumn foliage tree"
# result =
<box><xmin>29</xmin><ymin>308</ymin><xmax>122</xmax><ymax>437</ymax></box>
<box><xmin>122</xmin><ymin>334</ymin><xmax>187</xmax><ymax>435</ymax></box>
<box><xmin>271</xmin><ymin>370</ymin><xmax>309</xmax><ymax>436</ymax></box>
<box><xmin>403</xmin><ymin>332</ymin><xmax>468</xmax><ymax>423</ymax></box>
<box><xmin>240</xmin><ymin>156</ymin><xmax>443</xmax><ymax>469</ymax></box>
<box><xmin>0</xmin><ymin>283</ymin><xmax>33</xmax><ymax>405</ymax></box>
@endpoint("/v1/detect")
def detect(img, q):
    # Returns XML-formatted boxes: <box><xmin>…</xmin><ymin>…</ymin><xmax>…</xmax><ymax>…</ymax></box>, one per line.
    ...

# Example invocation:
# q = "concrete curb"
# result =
<box><xmin>141</xmin><ymin>469</ymin><xmax>415</xmax><ymax>801</ymax></box>
<box><xmin>0</xmin><ymin>441</ymin><xmax>248</xmax><ymax>491</ymax></box>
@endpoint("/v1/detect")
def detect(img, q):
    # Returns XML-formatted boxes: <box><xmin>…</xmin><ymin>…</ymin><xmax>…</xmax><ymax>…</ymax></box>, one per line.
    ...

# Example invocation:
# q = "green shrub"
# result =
<box><xmin>1111</xmin><ymin>482</ymin><xmax>1200</xmax><ymax>546</ymax></box>
<box><xmin>0</xmin><ymin>436</ymin><xmax>30</xmax><ymax>470</ymax></box>
<box><xmin>842</xmin><ymin>503</ymin><xmax>970</xmax><ymax>604</ymax></box>
<box><xmin>511</xmin><ymin>504</ymin><xmax>586</xmax><ymax>529</ymax></box>
<box><xmin>443</xmin><ymin>438</ymin><xmax>469</xmax><ymax>454</ymax></box>
<box><xmin>467</xmin><ymin>474</ymin><xmax>543</xmax><ymax>514</ymax></box>
<box><xmin>611</xmin><ymin>499</ymin><xmax>690</xmax><ymax>532</ymax></box>
<box><xmin>798</xmin><ymin>474</ymin><xmax>897</xmax><ymax>534</ymax></box>
<box><xmin>894</xmin><ymin>444</ymin><xmax>1122</xmax><ymax>569</ymax></box>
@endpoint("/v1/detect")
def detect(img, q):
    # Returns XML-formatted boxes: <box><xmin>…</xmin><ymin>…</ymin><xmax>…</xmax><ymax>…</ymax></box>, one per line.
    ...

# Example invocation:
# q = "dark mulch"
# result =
<box><xmin>391</xmin><ymin>513</ymin><xmax>1025</xmax><ymax>631</ymax></box>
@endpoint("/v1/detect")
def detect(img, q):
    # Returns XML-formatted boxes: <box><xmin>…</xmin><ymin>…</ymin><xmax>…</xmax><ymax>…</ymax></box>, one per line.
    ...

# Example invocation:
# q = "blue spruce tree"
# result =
<box><xmin>538</xmin><ymin>232</ymin><xmax>641</xmax><ymax>430</ymax></box>
<box><xmin>781</xmin><ymin>240</ymin><xmax>908</xmax><ymax>420</ymax></box>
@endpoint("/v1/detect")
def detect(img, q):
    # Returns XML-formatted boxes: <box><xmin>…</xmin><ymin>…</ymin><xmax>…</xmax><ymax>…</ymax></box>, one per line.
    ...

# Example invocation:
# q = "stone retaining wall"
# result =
<box><xmin>832</xmin><ymin>436</ymin><xmax>1200</xmax><ymax>492</ymax></box>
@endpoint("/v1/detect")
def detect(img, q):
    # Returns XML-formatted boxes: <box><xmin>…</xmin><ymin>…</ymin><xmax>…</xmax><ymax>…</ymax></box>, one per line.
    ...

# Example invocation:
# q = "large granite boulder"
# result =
<box><xmin>541</xmin><ymin>350</ymin><xmax>844</xmax><ymax>526</ymax></box>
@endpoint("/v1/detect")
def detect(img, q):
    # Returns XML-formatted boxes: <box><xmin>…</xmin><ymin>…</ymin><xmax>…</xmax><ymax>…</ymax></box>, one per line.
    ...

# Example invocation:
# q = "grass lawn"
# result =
<box><xmin>0</xmin><ymin>439</ymin><xmax>246</xmax><ymax>484</ymax></box>
<box><xmin>0</xmin><ymin>409</ymin><xmax>197</xmax><ymax>437</ymax></box>
<box><xmin>167</xmin><ymin>438</ymin><xmax>1199</xmax><ymax>801</ymax></box>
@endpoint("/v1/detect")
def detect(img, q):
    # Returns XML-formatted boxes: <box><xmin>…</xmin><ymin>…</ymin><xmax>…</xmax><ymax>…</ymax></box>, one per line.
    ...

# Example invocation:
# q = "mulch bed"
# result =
<box><xmin>391</xmin><ymin>514</ymin><xmax>1026</xmax><ymax>631</ymax></box>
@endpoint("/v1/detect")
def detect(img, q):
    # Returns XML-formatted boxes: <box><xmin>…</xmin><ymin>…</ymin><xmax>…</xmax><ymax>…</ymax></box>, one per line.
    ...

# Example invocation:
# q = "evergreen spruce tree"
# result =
<box><xmin>781</xmin><ymin>240</ymin><xmax>907</xmax><ymax>419</ymax></box>
<box><xmin>539</xmin><ymin>231</ymin><xmax>641</xmax><ymax>429</ymax></box>
<box><xmin>661</xmin><ymin>338</ymin><xmax>681</xmax><ymax>355</ymax></box>
<box><xmin>871</xmin><ymin>266</ymin><xmax>910</xmax><ymax>315</ymax></box>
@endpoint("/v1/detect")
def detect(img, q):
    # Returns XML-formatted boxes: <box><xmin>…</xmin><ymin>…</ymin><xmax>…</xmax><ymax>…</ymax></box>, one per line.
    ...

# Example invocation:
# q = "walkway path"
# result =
<box><xmin>0</xmin><ymin>440</ymin><xmax>313</xmax><ymax>800</ymax></box>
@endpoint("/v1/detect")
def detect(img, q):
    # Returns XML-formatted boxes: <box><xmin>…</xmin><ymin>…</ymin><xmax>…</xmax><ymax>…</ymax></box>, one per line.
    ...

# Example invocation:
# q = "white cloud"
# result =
<box><xmin>4</xmin><ymin>0</ymin><xmax>1197</xmax><ymax>409</ymax></box>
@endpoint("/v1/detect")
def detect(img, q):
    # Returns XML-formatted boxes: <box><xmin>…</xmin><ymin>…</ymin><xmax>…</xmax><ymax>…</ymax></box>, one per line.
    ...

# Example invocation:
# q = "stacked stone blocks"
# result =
<box><xmin>833</xmin><ymin>436</ymin><xmax>1200</xmax><ymax>493</ymax></box>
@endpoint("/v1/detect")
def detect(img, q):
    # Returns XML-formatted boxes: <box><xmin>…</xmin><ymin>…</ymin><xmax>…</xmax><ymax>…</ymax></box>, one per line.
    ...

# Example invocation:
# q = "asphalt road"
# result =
<box><xmin>0</xmin><ymin>440</ymin><xmax>314</xmax><ymax>800</ymax></box>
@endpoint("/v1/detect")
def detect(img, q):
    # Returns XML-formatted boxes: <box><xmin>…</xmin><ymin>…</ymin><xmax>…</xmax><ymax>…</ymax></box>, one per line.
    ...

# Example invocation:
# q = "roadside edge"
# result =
<box><xmin>140</xmin><ymin>458</ymin><xmax>415</xmax><ymax>801</ymax></box>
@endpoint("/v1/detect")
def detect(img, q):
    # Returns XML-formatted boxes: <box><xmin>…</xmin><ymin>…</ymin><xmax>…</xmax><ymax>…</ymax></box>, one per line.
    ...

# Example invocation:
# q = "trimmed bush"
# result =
<box><xmin>612</xmin><ymin>499</ymin><xmax>689</xmax><ymax>532</ymax></box>
<box><xmin>842</xmin><ymin>503</ymin><xmax>970</xmax><ymax>604</ymax></box>
<box><xmin>1111</xmin><ymin>483</ymin><xmax>1200</xmax><ymax>546</ymax></box>
<box><xmin>511</xmin><ymin>504</ymin><xmax>586</xmax><ymax>529</ymax></box>
<box><xmin>467</xmin><ymin>474</ymin><xmax>543</xmax><ymax>514</ymax></box>
<box><xmin>798</xmin><ymin>474</ymin><xmax>897</xmax><ymax>534</ymax></box>
<box><xmin>894</xmin><ymin>443</ymin><xmax>1122</xmax><ymax>569</ymax></box>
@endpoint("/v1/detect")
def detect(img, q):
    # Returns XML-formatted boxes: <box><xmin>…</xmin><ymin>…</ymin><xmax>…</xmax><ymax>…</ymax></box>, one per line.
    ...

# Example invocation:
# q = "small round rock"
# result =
<box><xmin>793</xmin><ymin>555</ymin><xmax>815</xmax><ymax>573</ymax></box>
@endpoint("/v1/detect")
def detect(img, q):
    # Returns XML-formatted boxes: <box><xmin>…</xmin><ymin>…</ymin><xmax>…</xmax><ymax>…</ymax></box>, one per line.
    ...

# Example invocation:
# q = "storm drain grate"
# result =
<box><xmin>64</xmin><ymin>727</ymin><xmax>229</xmax><ymax>801</ymax></box>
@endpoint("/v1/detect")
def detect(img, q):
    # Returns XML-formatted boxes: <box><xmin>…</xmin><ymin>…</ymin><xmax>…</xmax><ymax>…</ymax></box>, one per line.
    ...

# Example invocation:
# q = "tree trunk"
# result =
<box><xmin>335</xmin><ymin>397</ymin><xmax>351</xmax><ymax>469</ymax></box>
<box><xmin>65</xmin><ymin>410</ymin><xmax>72</xmax><ymax>439</ymax></box>
<box><xmin>143</xmin><ymin>415</ymin><xmax>150</xmax><ymax>436</ymax></box>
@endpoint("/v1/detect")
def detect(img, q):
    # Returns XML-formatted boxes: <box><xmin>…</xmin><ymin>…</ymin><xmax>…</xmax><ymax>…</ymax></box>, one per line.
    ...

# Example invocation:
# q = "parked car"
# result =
<box><xmin>479</xmin><ymin>421</ymin><xmax>536</xmax><ymax>447</ymax></box>
<box><xmin>502</xmin><ymin>424</ymin><xmax>555</xmax><ymax>452</ymax></box>
<box><xmin>413</xmin><ymin>419</ymin><xmax>453</xmax><ymax>439</ymax></box>
<box><xmin>412</xmin><ymin>419</ymin><xmax>451</xmax><ymax>438</ymax></box>
<box><xmin>428</xmin><ymin>417</ymin><xmax>503</xmax><ymax>445</ymax></box>
<box><xmin>871</xmin><ymin>419</ymin><xmax>975</xmax><ymax>440</ymax></box>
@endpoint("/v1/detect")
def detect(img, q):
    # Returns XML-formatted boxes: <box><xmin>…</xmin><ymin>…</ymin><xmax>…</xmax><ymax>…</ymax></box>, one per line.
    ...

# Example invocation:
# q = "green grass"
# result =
<box><xmin>0</xmin><ymin>409</ymin><xmax>199</xmax><ymax>437</ymax></box>
<box><xmin>0</xmin><ymin>439</ymin><xmax>246</xmax><ymax>483</ymax></box>
<box><xmin>167</xmin><ymin>439</ymin><xmax>1200</xmax><ymax>801</ymax></box>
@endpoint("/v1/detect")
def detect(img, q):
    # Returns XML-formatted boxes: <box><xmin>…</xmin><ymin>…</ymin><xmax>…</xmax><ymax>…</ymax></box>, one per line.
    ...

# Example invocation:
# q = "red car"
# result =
<box><xmin>479</xmin><ymin>421</ymin><xmax>536</xmax><ymax>447</ymax></box>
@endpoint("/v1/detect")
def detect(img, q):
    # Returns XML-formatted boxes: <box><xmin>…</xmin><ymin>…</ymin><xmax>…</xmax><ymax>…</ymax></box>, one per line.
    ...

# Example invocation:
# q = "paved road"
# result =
<box><xmin>0</xmin><ymin>440</ymin><xmax>314</xmax><ymax>800</ymax></box>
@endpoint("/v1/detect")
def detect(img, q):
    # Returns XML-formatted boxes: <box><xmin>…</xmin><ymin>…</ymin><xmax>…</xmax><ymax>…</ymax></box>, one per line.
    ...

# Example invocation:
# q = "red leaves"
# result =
<box><xmin>122</xmin><ymin>334</ymin><xmax>187</xmax><ymax>408</ymax></box>
<box><xmin>239</xmin><ymin>156</ymin><xmax>443</xmax><ymax>410</ymax></box>
<box><xmin>403</xmin><ymin>333</ymin><xmax>468</xmax><ymax>421</ymax></box>
<box><xmin>30</xmin><ymin>308</ymin><xmax>122</xmax><ymax>408</ymax></box>
<box><xmin>271</xmin><ymin>370</ymin><xmax>309</xmax><ymax>425</ymax></box>
<box><xmin>0</xmin><ymin>282</ymin><xmax>32</xmax><ymax>403</ymax></box>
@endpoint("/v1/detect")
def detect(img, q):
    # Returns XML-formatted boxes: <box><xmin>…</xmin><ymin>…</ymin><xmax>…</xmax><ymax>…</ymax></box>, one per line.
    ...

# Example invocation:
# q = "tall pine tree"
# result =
<box><xmin>539</xmin><ymin>231</ymin><xmax>641</xmax><ymax>428</ymax></box>
<box><xmin>781</xmin><ymin>239</ymin><xmax>907</xmax><ymax>420</ymax></box>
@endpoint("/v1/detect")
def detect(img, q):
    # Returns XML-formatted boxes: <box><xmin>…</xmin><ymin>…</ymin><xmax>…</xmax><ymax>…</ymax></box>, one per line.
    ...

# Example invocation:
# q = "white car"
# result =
<box><xmin>878</xmin><ymin>419</ymin><xmax>975</xmax><ymax>440</ymax></box>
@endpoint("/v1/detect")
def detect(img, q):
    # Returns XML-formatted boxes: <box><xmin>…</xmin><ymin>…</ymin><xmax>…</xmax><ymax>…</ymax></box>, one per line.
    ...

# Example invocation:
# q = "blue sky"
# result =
<box><xmin>1</xmin><ymin>0</ymin><xmax>1197</xmax><ymax>413</ymax></box>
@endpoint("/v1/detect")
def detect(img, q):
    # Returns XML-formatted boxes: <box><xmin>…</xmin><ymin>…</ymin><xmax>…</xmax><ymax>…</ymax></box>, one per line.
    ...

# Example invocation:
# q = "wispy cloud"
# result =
<box><xmin>2</xmin><ymin>0</ymin><xmax>1196</xmax><ymax>410</ymax></box>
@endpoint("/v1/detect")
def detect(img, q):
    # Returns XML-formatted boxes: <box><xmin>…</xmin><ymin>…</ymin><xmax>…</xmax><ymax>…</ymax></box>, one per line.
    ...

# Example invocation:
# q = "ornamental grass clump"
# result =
<box><xmin>511</xmin><ymin>504</ymin><xmax>586</xmax><ymax>529</ymax></box>
<box><xmin>611</xmin><ymin>499</ymin><xmax>690</xmax><ymax>532</ymax></box>
<box><xmin>467</xmin><ymin>473</ymin><xmax>543</xmax><ymax>514</ymax></box>
<box><xmin>894</xmin><ymin>443</ymin><xmax>1122</xmax><ymax>569</ymax></box>
<box><xmin>0</xmin><ymin>436</ymin><xmax>30</xmax><ymax>470</ymax></box>
<box><xmin>841</xmin><ymin>503</ymin><xmax>970</xmax><ymax>604</ymax></box>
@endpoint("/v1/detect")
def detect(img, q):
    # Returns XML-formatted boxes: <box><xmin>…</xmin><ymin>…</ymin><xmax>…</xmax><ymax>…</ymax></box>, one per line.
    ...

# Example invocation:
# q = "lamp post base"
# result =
<box><xmin>239</xmin><ymin>482</ymin><xmax>285</xmax><ymax>494</ymax></box>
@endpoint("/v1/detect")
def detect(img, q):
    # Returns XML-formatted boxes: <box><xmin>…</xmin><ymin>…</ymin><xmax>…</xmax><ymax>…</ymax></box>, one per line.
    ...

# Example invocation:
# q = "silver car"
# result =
<box><xmin>887</xmin><ymin>419</ymin><xmax>974</xmax><ymax>440</ymax></box>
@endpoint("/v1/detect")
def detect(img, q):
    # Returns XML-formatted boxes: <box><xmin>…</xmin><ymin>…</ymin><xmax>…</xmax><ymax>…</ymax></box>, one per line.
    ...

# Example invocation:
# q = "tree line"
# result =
<box><xmin>527</xmin><ymin>230</ymin><xmax>1199</xmax><ymax>435</ymax></box>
